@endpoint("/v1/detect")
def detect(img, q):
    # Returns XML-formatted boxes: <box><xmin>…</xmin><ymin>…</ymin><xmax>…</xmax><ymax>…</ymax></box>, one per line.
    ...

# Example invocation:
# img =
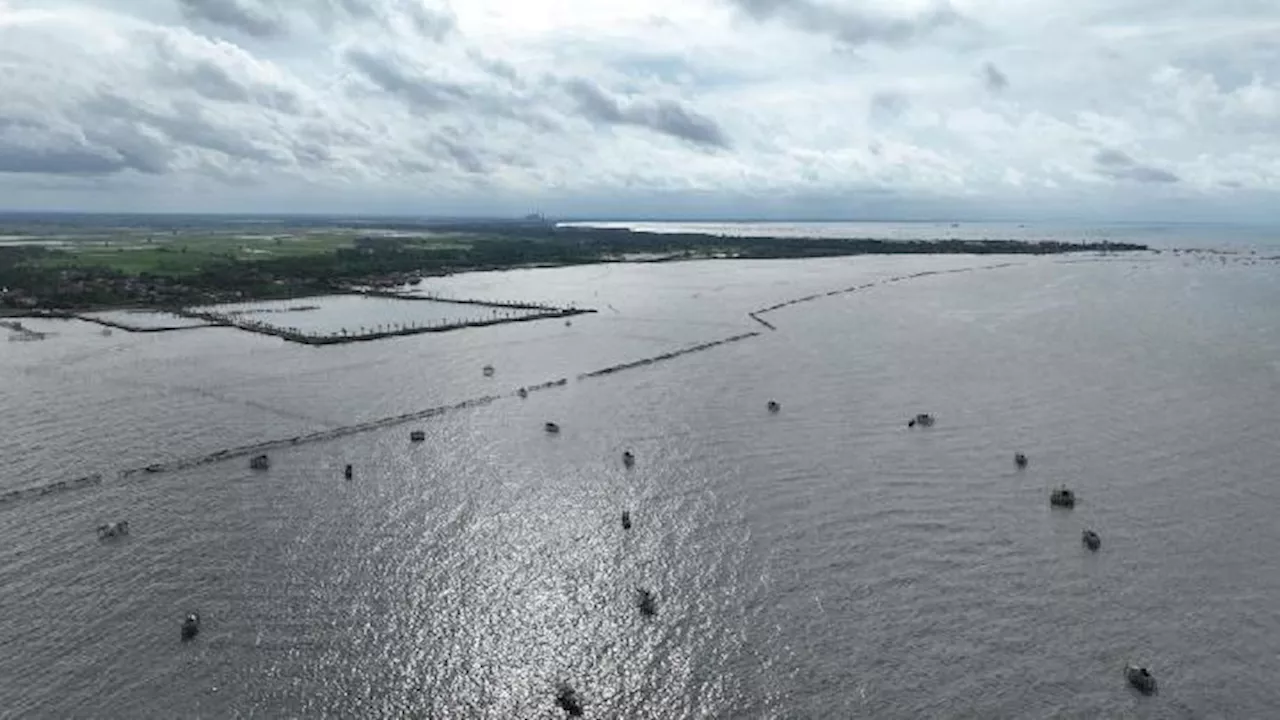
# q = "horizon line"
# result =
<box><xmin>0</xmin><ymin>210</ymin><xmax>1272</xmax><ymax>227</ymax></box>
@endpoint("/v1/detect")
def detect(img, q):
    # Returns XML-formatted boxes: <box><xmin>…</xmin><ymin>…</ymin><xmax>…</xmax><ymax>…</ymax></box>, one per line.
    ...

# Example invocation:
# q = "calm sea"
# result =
<box><xmin>2</xmin><ymin>237</ymin><xmax>1279</xmax><ymax>718</ymax></box>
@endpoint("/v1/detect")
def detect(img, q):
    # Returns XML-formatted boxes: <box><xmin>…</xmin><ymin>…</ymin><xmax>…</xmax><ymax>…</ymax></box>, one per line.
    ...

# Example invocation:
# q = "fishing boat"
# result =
<box><xmin>97</xmin><ymin>520</ymin><xmax>130</xmax><ymax>539</ymax></box>
<box><xmin>637</xmin><ymin>588</ymin><xmax>657</xmax><ymax>617</ymax></box>
<box><xmin>1125</xmin><ymin>665</ymin><xmax>1156</xmax><ymax>694</ymax></box>
<box><xmin>908</xmin><ymin>413</ymin><xmax>935</xmax><ymax>428</ymax></box>
<box><xmin>181</xmin><ymin>612</ymin><xmax>201</xmax><ymax>641</ymax></box>
<box><xmin>1050</xmin><ymin>486</ymin><xmax>1076</xmax><ymax>508</ymax></box>
<box><xmin>555</xmin><ymin>683</ymin><xmax>583</xmax><ymax>716</ymax></box>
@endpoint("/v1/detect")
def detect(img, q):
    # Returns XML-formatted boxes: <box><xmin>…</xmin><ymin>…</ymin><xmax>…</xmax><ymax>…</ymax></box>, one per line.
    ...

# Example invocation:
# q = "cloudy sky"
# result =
<box><xmin>1</xmin><ymin>0</ymin><xmax>1278</xmax><ymax>219</ymax></box>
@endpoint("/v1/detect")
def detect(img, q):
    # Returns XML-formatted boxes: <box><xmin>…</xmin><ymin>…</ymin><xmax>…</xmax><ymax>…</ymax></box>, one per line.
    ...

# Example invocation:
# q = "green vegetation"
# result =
<box><xmin>23</xmin><ymin>232</ymin><xmax>471</xmax><ymax>275</ymax></box>
<box><xmin>0</xmin><ymin>219</ymin><xmax>1147</xmax><ymax>311</ymax></box>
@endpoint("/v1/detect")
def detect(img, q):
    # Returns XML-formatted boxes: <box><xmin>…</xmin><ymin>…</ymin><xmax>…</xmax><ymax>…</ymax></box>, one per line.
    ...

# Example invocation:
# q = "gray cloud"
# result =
<box><xmin>400</xmin><ymin>2</ymin><xmax>456</xmax><ymax>41</ymax></box>
<box><xmin>83</xmin><ymin>125</ymin><xmax>176</xmax><ymax>175</ymax></box>
<box><xmin>869</xmin><ymin>91</ymin><xmax>909</xmax><ymax>125</ymax></box>
<box><xmin>176</xmin><ymin>0</ymin><xmax>454</xmax><ymax>41</ymax></box>
<box><xmin>345</xmin><ymin>48</ymin><xmax>471</xmax><ymax>109</ymax></box>
<box><xmin>176</xmin><ymin>0</ymin><xmax>285</xmax><ymax>38</ymax></box>
<box><xmin>343</xmin><ymin>47</ymin><xmax>564</xmax><ymax>135</ymax></box>
<box><xmin>85</xmin><ymin>94</ymin><xmax>280</xmax><ymax>165</ymax></box>
<box><xmin>563</xmin><ymin>79</ymin><xmax>731</xmax><ymax>149</ymax></box>
<box><xmin>0</xmin><ymin>116</ymin><xmax>172</xmax><ymax>175</ymax></box>
<box><xmin>3</xmin><ymin>0</ymin><xmax>1275</xmax><ymax>216</ymax></box>
<box><xmin>727</xmin><ymin>0</ymin><xmax>963</xmax><ymax>47</ymax></box>
<box><xmin>982</xmin><ymin>62</ymin><xmax>1008</xmax><ymax>93</ymax></box>
<box><xmin>150</xmin><ymin>40</ymin><xmax>302</xmax><ymax>113</ymax></box>
<box><xmin>1093</xmin><ymin>148</ymin><xmax>1180</xmax><ymax>183</ymax></box>
<box><xmin>0</xmin><ymin>144</ymin><xmax>143</xmax><ymax>175</ymax></box>
<box><xmin>468</xmin><ymin>50</ymin><xmax>522</xmax><ymax>86</ymax></box>
<box><xmin>320</xmin><ymin>0</ymin><xmax>455</xmax><ymax>39</ymax></box>
<box><xmin>425</xmin><ymin>136</ymin><xmax>487</xmax><ymax>174</ymax></box>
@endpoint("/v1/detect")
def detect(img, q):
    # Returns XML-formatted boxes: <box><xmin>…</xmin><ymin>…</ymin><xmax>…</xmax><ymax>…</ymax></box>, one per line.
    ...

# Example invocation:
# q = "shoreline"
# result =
<box><xmin>3</xmin><ymin>240</ymin><xmax>1149</xmax><ymax>315</ymax></box>
<box><xmin>0</xmin><ymin>258</ymin><xmax>1049</xmax><ymax>503</ymax></box>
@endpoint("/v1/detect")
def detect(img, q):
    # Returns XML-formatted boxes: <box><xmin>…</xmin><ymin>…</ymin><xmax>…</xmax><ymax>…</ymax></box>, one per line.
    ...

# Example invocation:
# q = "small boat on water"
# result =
<box><xmin>544</xmin><ymin>422</ymin><xmax>561</xmax><ymax>434</ymax></box>
<box><xmin>621</xmin><ymin>510</ymin><xmax>632</xmax><ymax>530</ymax></box>
<box><xmin>181</xmin><ymin>612</ymin><xmax>200</xmax><ymax>641</ymax></box>
<box><xmin>908</xmin><ymin>413</ymin><xmax>935</xmax><ymax>428</ymax></box>
<box><xmin>97</xmin><ymin>520</ymin><xmax>130</xmax><ymax>540</ymax></box>
<box><xmin>637</xmin><ymin>588</ymin><xmax>657</xmax><ymax>617</ymax></box>
<box><xmin>767</xmin><ymin>400</ymin><xmax>781</xmax><ymax>413</ymax></box>
<box><xmin>410</xmin><ymin>430</ymin><xmax>426</xmax><ymax>442</ymax></box>
<box><xmin>622</xmin><ymin>450</ymin><xmax>635</xmax><ymax>467</ymax></box>
<box><xmin>1050</xmin><ymin>486</ymin><xmax>1076</xmax><ymax>508</ymax></box>
<box><xmin>482</xmin><ymin>364</ymin><xmax>495</xmax><ymax>377</ymax></box>
<box><xmin>555</xmin><ymin>683</ymin><xmax>583</xmax><ymax>716</ymax></box>
<box><xmin>344</xmin><ymin>464</ymin><xmax>353</xmax><ymax>480</ymax></box>
<box><xmin>1014</xmin><ymin>452</ymin><xmax>1028</xmax><ymax>468</ymax></box>
<box><xmin>249</xmin><ymin>454</ymin><xmax>270</xmax><ymax>470</ymax></box>
<box><xmin>1082</xmin><ymin>529</ymin><xmax>1101</xmax><ymax>551</ymax></box>
<box><xmin>1125</xmin><ymin>665</ymin><xmax>1156</xmax><ymax>694</ymax></box>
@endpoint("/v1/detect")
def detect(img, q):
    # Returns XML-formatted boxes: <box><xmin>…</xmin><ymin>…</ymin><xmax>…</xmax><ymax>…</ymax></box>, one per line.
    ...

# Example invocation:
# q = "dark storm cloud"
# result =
<box><xmin>345</xmin><ymin>48</ymin><xmax>472</xmax><ymax>109</ymax></box>
<box><xmin>726</xmin><ymin>0</ymin><xmax>963</xmax><ymax>47</ymax></box>
<box><xmin>981</xmin><ymin>62</ymin><xmax>1008</xmax><ymax>92</ymax></box>
<box><xmin>1093</xmin><ymin>148</ymin><xmax>1180</xmax><ymax>183</ymax></box>
<box><xmin>563</xmin><ymin>79</ymin><xmax>731</xmax><ymax>149</ymax></box>
<box><xmin>176</xmin><ymin>0</ymin><xmax>285</xmax><ymax>38</ymax></box>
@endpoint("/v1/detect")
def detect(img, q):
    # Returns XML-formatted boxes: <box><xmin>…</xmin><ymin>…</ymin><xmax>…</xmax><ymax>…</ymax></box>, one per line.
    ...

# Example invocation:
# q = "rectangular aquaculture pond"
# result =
<box><xmin>185</xmin><ymin>294</ymin><xmax>587</xmax><ymax>344</ymax></box>
<box><xmin>78</xmin><ymin>310</ymin><xmax>211</xmax><ymax>331</ymax></box>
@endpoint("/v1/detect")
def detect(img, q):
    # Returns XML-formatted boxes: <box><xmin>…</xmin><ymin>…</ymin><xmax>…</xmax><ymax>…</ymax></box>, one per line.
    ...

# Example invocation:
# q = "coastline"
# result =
<box><xmin>2</xmin><ymin>229</ymin><xmax>1150</xmax><ymax>315</ymax></box>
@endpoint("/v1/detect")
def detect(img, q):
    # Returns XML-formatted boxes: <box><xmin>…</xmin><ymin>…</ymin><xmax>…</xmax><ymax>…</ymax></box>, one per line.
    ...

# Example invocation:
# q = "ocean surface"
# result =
<box><xmin>3</xmin><ymin>239</ymin><xmax>1279</xmax><ymax>718</ymax></box>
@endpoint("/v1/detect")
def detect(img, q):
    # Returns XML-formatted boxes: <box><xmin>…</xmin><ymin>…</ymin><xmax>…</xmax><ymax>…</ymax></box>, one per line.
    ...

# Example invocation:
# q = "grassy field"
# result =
<box><xmin>29</xmin><ymin>232</ymin><xmax>473</xmax><ymax>276</ymax></box>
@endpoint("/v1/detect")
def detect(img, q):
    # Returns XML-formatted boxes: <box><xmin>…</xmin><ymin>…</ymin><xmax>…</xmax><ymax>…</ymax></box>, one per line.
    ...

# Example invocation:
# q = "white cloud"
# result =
<box><xmin>0</xmin><ymin>0</ymin><xmax>1278</xmax><ymax>218</ymax></box>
